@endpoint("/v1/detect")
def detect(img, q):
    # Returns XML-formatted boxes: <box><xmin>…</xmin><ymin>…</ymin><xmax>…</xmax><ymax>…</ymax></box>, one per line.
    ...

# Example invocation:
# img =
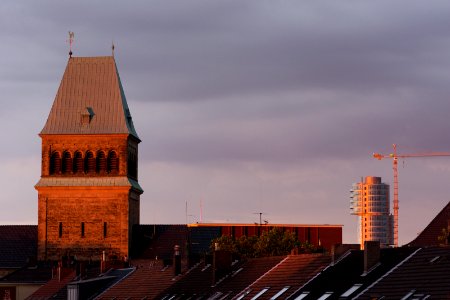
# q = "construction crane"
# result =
<box><xmin>373</xmin><ymin>144</ymin><xmax>450</xmax><ymax>247</ymax></box>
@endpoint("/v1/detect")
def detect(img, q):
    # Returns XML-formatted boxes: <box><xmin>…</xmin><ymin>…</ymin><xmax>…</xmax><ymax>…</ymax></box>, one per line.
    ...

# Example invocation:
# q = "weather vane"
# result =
<box><xmin>67</xmin><ymin>31</ymin><xmax>75</xmax><ymax>57</ymax></box>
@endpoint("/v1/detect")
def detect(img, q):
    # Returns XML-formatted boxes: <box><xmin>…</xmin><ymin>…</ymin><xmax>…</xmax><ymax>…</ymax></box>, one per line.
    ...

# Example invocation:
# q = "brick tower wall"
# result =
<box><xmin>37</xmin><ymin>187</ymin><xmax>136</xmax><ymax>261</ymax></box>
<box><xmin>36</xmin><ymin>134</ymin><xmax>141</xmax><ymax>261</ymax></box>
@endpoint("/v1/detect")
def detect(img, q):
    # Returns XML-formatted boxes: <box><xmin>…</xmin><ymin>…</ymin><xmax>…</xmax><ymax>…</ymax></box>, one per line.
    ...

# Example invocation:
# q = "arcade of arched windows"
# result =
<box><xmin>49</xmin><ymin>150</ymin><xmax>119</xmax><ymax>175</ymax></box>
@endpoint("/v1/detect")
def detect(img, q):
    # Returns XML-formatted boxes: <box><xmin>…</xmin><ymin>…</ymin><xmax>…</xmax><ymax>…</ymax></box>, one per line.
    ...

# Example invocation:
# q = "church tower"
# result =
<box><xmin>35</xmin><ymin>56</ymin><xmax>143</xmax><ymax>261</ymax></box>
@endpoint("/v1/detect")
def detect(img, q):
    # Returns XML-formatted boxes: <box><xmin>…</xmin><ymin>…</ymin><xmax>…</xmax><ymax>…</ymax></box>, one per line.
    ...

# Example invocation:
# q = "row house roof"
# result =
<box><xmin>357</xmin><ymin>246</ymin><xmax>450</xmax><ymax>299</ymax></box>
<box><xmin>0</xmin><ymin>225</ymin><xmax>37</xmax><ymax>269</ymax></box>
<box><xmin>287</xmin><ymin>247</ymin><xmax>417</xmax><ymax>300</ymax></box>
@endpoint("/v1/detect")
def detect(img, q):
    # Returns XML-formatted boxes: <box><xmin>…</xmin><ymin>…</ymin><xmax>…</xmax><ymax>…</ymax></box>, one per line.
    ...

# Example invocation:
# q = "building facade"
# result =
<box><xmin>350</xmin><ymin>176</ymin><xmax>393</xmax><ymax>248</ymax></box>
<box><xmin>35</xmin><ymin>56</ymin><xmax>143</xmax><ymax>261</ymax></box>
<box><xmin>189</xmin><ymin>223</ymin><xmax>342</xmax><ymax>252</ymax></box>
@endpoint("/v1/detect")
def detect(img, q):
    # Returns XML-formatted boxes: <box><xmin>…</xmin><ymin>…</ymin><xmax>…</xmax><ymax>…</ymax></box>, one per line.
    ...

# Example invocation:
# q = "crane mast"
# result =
<box><xmin>373</xmin><ymin>144</ymin><xmax>450</xmax><ymax>247</ymax></box>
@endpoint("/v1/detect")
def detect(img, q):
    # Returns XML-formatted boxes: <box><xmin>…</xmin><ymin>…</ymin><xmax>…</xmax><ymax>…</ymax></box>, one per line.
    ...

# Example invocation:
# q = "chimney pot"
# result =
<box><xmin>174</xmin><ymin>245</ymin><xmax>181</xmax><ymax>276</ymax></box>
<box><xmin>364</xmin><ymin>241</ymin><xmax>380</xmax><ymax>273</ymax></box>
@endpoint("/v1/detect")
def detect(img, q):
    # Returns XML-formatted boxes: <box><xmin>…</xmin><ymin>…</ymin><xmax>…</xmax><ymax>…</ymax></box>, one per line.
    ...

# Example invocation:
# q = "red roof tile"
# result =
<box><xmin>40</xmin><ymin>56</ymin><xmax>139</xmax><ymax>140</ymax></box>
<box><xmin>96</xmin><ymin>259</ymin><xmax>178</xmax><ymax>300</ymax></box>
<box><xmin>26</xmin><ymin>268</ymin><xmax>76</xmax><ymax>300</ymax></box>
<box><xmin>212</xmin><ymin>256</ymin><xmax>287</xmax><ymax>298</ymax></box>
<box><xmin>241</xmin><ymin>254</ymin><xmax>331</xmax><ymax>300</ymax></box>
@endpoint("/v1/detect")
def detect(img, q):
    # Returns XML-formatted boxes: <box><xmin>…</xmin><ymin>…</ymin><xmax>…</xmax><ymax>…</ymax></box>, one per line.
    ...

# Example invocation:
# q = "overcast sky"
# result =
<box><xmin>2</xmin><ymin>1</ymin><xmax>450</xmax><ymax>245</ymax></box>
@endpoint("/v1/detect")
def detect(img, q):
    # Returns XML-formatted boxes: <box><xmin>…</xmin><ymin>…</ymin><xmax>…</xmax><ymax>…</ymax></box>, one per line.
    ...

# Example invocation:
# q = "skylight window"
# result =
<box><xmin>251</xmin><ymin>288</ymin><xmax>269</xmax><ymax>300</ymax></box>
<box><xmin>231</xmin><ymin>267</ymin><xmax>243</xmax><ymax>277</ymax></box>
<box><xmin>429</xmin><ymin>256</ymin><xmax>440</xmax><ymax>263</ymax></box>
<box><xmin>401</xmin><ymin>290</ymin><xmax>415</xmax><ymax>300</ymax></box>
<box><xmin>341</xmin><ymin>284</ymin><xmax>362</xmax><ymax>297</ymax></box>
<box><xmin>201</xmin><ymin>264</ymin><xmax>211</xmax><ymax>271</ymax></box>
<box><xmin>270</xmin><ymin>286</ymin><xmax>290</xmax><ymax>300</ymax></box>
<box><xmin>235</xmin><ymin>290</ymin><xmax>251</xmax><ymax>300</ymax></box>
<box><xmin>400</xmin><ymin>290</ymin><xmax>430</xmax><ymax>300</ymax></box>
<box><xmin>294</xmin><ymin>292</ymin><xmax>309</xmax><ymax>300</ymax></box>
<box><xmin>317</xmin><ymin>292</ymin><xmax>333</xmax><ymax>300</ymax></box>
<box><xmin>208</xmin><ymin>292</ymin><xmax>223</xmax><ymax>300</ymax></box>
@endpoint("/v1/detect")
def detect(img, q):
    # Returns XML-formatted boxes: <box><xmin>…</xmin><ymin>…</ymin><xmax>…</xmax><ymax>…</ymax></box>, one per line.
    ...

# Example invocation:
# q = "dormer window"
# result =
<box><xmin>81</xmin><ymin>107</ymin><xmax>95</xmax><ymax>125</ymax></box>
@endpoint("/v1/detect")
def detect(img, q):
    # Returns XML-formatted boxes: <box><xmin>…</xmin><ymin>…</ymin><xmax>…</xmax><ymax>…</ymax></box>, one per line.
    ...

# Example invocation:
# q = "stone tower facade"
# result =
<box><xmin>35</xmin><ymin>56</ymin><xmax>143</xmax><ymax>261</ymax></box>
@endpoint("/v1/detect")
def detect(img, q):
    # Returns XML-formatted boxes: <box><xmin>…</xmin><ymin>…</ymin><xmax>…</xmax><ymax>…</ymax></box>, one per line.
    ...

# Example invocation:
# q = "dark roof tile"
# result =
<box><xmin>0</xmin><ymin>225</ymin><xmax>37</xmax><ymax>269</ymax></box>
<box><xmin>357</xmin><ymin>247</ymin><xmax>450</xmax><ymax>299</ymax></box>
<box><xmin>408</xmin><ymin>200</ymin><xmax>450</xmax><ymax>247</ymax></box>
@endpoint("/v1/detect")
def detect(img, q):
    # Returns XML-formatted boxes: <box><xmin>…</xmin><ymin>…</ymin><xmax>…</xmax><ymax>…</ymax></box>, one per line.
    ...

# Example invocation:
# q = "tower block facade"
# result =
<box><xmin>35</xmin><ymin>56</ymin><xmax>143</xmax><ymax>261</ymax></box>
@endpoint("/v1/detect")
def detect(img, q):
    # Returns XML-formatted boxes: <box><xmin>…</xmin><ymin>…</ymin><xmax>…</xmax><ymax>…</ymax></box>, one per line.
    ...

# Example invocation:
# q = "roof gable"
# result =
<box><xmin>40</xmin><ymin>56</ymin><xmax>139</xmax><ymax>140</ymax></box>
<box><xmin>358</xmin><ymin>247</ymin><xmax>450</xmax><ymax>298</ymax></box>
<box><xmin>408</xmin><ymin>200</ymin><xmax>450</xmax><ymax>247</ymax></box>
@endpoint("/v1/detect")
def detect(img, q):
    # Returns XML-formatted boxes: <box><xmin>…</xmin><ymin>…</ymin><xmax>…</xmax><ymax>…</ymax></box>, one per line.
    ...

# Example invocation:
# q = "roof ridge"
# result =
<box><xmin>70</xmin><ymin>56</ymin><xmax>114</xmax><ymax>59</ymax></box>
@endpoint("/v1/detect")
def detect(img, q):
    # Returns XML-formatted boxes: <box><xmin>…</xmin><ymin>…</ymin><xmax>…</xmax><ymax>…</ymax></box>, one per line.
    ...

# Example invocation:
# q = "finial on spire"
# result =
<box><xmin>68</xmin><ymin>31</ymin><xmax>75</xmax><ymax>58</ymax></box>
<box><xmin>112</xmin><ymin>40</ymin><xmax>115</xmax><ymax>57</ymax></box>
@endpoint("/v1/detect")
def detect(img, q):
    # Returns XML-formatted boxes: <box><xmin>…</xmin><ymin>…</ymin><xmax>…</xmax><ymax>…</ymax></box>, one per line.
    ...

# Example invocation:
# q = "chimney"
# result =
<box><xmin>174</xmin><ymin>245</ymin><xmax>182</xmax><ymax>276</ymax></box>
<box><xmin>364</xmin><ymin>241</ymin><xmax>380</xmax><ymax>273</ymax></box>
<box><xmin>331</xmin><ymin>244</ymin><xmax>360</xmax><ymax>265</ymax></box>
<box><xmin>212</xmin><ymin>249</ymin><xmax>232</xmax><ymax>285</ymax></box>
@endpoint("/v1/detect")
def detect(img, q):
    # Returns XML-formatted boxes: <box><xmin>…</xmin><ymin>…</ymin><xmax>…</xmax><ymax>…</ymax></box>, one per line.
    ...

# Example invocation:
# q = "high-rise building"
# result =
<box><xmin>35</xmin><ymin>55</ymin><xmax>143</xmax><ymax>260</ymax></box>
<box><xmin>350</xmin><ymin>176</ymin><xmax>393</xmax><ymax>249</ymax></box>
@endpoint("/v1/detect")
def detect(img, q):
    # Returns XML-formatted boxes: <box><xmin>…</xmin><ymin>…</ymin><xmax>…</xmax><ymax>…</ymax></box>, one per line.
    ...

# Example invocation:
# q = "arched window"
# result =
<box><xmin>108</xmin><ymin>151</ymin><xmax>119</xmax><ymax>174</ymax></box>
<box><xmin>73</xmin><ymin>151</ymin><xmax>84</xmax><ymax>174</ymax></box>
<box><xmin>62</xmin><ymin>151</ymin><xmax>72</xmax><ymax>174</ymax></box>
<box><xmin>86</xmin><ymin>151</ymin><xmax>96</xmax><ymax>174</ymax></box>
<box><xmin>50</xmin><ymin>152</ymin><xmax>62</xmax><ymax>175</ymax></box>
<box><xmin>97</xmin><ymin>151</ymin><xmax>107</xmax><ymax>174</ymax></box>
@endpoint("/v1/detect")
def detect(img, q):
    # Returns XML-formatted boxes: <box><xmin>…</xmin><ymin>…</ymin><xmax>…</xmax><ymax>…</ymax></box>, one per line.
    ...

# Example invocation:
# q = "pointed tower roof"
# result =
<box><xmin>40</xmin><ymin>56</ymin><xmax>139</xmax><ymax>140</ymax></box>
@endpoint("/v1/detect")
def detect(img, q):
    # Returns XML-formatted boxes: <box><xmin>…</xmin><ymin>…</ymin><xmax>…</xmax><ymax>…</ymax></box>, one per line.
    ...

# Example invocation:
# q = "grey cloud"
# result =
<box><xmin>3</xmin><ymin>0</ymin><xmax>450</xmax><ymax>245</ymax></box>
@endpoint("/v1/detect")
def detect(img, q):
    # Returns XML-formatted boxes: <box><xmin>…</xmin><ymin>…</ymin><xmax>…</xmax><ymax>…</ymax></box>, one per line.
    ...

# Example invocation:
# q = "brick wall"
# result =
<box><xmin>37</xmin><ymin>134</ymin><xmax>141</xmax><ymax>261</ymax></box>
<box><xmin>40</xmin><ymin>135</ymin><xmax>131</xmax><ymax>177</ymax></box>
<box><xmin>37</xmin><ymin>187</ymin><xmax>138</xmax><ymax>261</ymax></box>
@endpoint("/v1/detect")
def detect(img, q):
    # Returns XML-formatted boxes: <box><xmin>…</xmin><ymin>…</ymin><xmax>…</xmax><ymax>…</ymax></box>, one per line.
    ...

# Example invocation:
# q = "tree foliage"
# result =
<box><xmin>211</xmin><ymin>227</ymin><xmax>323</xmax><ymax>258</ymax></box>
<box><xmin>438</xmin><ymin>227</ymin><xmax>449</xmax><ymax>245</ymax></box>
